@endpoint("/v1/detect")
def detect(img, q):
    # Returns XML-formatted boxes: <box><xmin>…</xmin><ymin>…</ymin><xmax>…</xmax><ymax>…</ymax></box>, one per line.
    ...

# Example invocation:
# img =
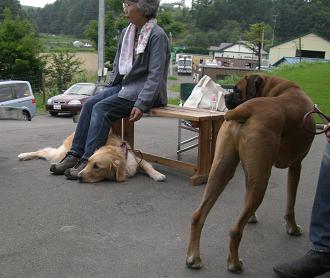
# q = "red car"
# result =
<box><xmin>46</xmin><ymin>83</ymin><xmax>105</xmax><ymax>116</ymax></box>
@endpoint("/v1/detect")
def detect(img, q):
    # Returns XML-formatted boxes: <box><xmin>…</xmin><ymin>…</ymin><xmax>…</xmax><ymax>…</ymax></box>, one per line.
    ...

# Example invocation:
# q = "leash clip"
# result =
<box><xmin>303</xmin><ymin>104</ymin><xmax>330</xmax><ymax>135</ymax></box>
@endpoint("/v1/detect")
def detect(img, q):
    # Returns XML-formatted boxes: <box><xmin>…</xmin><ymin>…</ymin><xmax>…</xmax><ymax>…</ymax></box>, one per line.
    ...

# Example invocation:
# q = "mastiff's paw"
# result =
<box><xmin>286</xmin><ymin>224</ymin><xmax>302</xmax><ymax>236</ymax></box>
<box><xmin>186</xmin><ymin>255</ymin><xmax>203</xmax><ymax>269</ymax></box>
<box><xmin>227</xmin><ymin>259</ymin><xmax>243</xmax><ymax>273</ymax></box>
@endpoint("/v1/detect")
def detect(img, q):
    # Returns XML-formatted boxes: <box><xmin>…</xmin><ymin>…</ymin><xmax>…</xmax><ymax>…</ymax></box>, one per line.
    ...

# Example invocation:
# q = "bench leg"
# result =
<box><xmin>123</xmin><ymin>118</ymin><xmax>134</xmax><ymax>148</ymax></box>
<box><xmin>111</xmin><ymin>118</ymin><xmax>134</xmax><ymax>148</ymax></box>
<box><xmin>189</xmin><ymin>120</ymin><xmax>211</xmax><ymax>186</ymax></box>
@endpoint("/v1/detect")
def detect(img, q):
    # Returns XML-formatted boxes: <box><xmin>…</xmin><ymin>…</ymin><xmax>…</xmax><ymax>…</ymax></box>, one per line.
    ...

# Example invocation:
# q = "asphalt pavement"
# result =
<box><xmin>0</xmin><ymin>115</ymin><xmax>329</xmax><ymax>278</ymax></box>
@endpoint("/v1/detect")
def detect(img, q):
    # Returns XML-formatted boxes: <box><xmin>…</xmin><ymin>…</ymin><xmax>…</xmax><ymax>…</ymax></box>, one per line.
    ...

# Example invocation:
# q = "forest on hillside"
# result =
<box><xmin>18</xmin><ymin>0</ymin><xmax>330</xmax><ymax>49</ymax></box>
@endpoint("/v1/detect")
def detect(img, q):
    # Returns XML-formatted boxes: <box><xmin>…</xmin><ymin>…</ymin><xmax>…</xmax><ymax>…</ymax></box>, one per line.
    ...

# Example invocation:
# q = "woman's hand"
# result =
<box><xmin>129</xmin><ymin>107</ymin><xmax>143</xmax><ymax>122</ymax></box>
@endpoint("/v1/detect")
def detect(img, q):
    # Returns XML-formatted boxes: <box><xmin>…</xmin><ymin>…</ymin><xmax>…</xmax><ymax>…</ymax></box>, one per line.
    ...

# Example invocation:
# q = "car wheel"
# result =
<box><xmin>22</xmin><ymin>111</ymin><xmax>31</xmax><ymax>121</ymax></box>
<box><xmin>50</xmin><ymin>111</ymin><xmax>58</xmax><ymax>116</ymax></box>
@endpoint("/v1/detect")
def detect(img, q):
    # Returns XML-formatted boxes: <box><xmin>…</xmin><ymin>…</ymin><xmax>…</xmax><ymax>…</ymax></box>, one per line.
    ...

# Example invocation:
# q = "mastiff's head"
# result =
<box><xmin>225</xmin><ymin>74</ymin><xmax>265</xmax><ymax>110</ymax></box>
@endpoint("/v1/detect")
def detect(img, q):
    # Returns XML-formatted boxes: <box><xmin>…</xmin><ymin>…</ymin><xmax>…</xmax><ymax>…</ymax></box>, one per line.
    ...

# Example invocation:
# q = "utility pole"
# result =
<box><xmin>260</xmin><ymin>28</ymin><xmax>264</xmax><ymax>69</ymax></box>
<box><xmin>97</xmin><ymin>0</ymin><xmax>105</xmax><ymax>83</ymax></box>
<box><xmin>299</xmin><ymin>37</ymin><xmax>302</xmax><ymax>62</ymax></box>
<box><xmin>169</xmin><ymin>32</ymin><xmax>173</xmax><ymax>76</ymax></box>
<box><xmin>271</xmin><ymin>14</ymin><xmax>278</xmax><ymax>46</ymax></box>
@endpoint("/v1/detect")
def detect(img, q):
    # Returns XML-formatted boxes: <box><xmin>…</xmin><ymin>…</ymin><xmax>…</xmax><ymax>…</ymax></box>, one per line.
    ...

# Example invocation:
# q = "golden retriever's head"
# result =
<box><xmin>78</xmin><ymin>146</ymin><xmax>127</xmax><ymax>183</ymax></box>
<box><xmin>224</xmin><ymin>74</ymin><xmax>265</xmax><ymax>110</ymax></box>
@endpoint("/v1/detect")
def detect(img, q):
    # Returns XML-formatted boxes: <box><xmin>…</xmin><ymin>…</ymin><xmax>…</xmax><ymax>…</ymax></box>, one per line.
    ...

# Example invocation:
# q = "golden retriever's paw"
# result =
<box><xmin>18</xmin><ymin>153</ymin><xmax>29</xmax><ymax>161</ymax></box>
<box><xmin>186</xmin><ymin>255</ymin><xmax>203</xmax><ymax>269</ymax></box>
<box><xmin>152</xmin><ymin>172</ymin><xmax>166</xmax><ymax>182</ymax></box>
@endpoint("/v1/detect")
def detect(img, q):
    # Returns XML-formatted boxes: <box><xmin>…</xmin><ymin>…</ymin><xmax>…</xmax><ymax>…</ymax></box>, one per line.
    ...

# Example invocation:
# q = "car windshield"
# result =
<box><xmin>178</xmin><ymin>60</ymin><xmax>192</xmax><ymax>66</ymax></box>
<box><xmin>95</xmin><ymin>86</ymin><xmax>105</xmax><ymax>95</ymax></box>
<box><xmin>64</xmin><ymin>84</ymin><xmax>96</xmax><ymax>96</ymax></box>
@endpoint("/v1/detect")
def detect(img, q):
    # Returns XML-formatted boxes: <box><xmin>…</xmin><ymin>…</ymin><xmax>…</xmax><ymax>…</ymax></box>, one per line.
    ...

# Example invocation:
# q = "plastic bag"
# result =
<box><xmin>183</xmin><ymin>75</ymin><xmax>227</xmax><ymax>112</ymax></box>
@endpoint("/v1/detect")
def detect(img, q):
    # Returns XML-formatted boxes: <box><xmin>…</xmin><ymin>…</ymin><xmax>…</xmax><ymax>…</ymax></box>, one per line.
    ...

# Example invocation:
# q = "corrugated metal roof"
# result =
<box><xmin>273</xmin><ymin>56</ymin><xmax>330</xmax><ymax>66</ymax></box>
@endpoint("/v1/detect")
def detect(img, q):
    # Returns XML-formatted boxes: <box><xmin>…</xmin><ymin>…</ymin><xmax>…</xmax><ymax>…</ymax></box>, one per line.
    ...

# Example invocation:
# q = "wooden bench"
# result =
<box><xmin>112</xmin><ymin>105</ymin><xmax>225</xmax><ymax>186</ymax></box>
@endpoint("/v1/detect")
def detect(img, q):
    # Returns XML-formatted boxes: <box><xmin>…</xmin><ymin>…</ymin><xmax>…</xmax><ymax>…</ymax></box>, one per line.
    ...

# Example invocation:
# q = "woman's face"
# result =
<box><xmin>123</xmin><ymin>1</ymin><xmax>147</xmax><ymax>27</ymax></box>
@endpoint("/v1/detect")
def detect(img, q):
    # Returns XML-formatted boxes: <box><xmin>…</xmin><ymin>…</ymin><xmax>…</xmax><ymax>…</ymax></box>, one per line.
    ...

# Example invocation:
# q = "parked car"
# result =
<box><xmin>0</xmin><ymin>80</ymin><xmax>36</xmax><ymax>121</ymax></box>
<box><xmin>46</xmin><ymin>83</ymin><xmax>106</xmax><ymax>116</ymax></box>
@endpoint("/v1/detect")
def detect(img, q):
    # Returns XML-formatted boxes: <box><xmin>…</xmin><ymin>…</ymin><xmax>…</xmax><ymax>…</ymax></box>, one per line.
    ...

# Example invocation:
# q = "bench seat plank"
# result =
<box><xmin>113</xmin><ymin>105</ymin><xmax>225</xmax><ymax>185</ymax></box>
<box><xmin>150</xmin><ymin>105</ymin><xmax>225</xmax><ymax>122</ymax></box>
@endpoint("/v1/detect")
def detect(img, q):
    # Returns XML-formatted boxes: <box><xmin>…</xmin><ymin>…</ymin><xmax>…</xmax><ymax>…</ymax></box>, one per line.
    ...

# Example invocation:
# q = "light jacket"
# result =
<box><xmin>109</xmin><ymin>24</ymin><xmax>170</xmax><ymax>112</ymax></box>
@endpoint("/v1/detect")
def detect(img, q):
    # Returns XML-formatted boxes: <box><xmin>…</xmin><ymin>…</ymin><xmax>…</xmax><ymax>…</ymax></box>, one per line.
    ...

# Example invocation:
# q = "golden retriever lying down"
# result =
<box><xmin>18</xmin><ymin>133</ymin><xmax>166</xmax><ymax>183</ymax></box>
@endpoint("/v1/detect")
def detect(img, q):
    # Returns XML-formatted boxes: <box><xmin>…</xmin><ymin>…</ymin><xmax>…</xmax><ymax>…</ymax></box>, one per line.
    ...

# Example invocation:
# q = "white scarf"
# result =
<box><xmin>118</xmin><ymin>19</ymin><xmax>157</xmax><ymax>75</ymax></box>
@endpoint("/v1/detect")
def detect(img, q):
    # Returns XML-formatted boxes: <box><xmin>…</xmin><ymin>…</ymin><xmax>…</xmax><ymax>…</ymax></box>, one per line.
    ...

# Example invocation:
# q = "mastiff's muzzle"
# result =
<box><xmin>224</xmin><ymin>74</ymin><xmax>264</xmax><ymax>110</ymax></box>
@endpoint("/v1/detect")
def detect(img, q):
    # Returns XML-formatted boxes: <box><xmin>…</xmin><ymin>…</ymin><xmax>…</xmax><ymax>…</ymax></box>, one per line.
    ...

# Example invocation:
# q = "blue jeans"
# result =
<box><xmin>71</xmin><ymin>84</ymin><xmax>135</xmax><ymax>159</ymax></box>
<box><xmin>310</xmin><ymin>142</ymin><xmax>330</xmax><ymax>252</ymax></box>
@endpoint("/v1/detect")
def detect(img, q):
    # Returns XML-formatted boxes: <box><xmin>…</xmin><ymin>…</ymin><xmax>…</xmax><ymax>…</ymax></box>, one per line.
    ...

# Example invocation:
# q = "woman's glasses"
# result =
<box><xmin>123</xmin><ymin>0</ymin><xmax>137</xmax><ymax>8</ymax></box>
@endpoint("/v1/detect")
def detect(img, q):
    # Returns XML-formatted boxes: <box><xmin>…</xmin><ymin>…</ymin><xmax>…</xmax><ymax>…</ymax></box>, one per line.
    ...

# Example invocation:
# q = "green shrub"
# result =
<box><xmin>168</xmin><ymin>98</ymin><xmax>180</xmax><ymax>105</ymax></box>
<box><xmin>216</xmin><ymin>75</ymin><xmax>240</xmax><ymax>85</ymax></box>
<box><xmin>169</xmin><ymin>84</ymin><xmax>180</xmax><ymax>93</ymax></box>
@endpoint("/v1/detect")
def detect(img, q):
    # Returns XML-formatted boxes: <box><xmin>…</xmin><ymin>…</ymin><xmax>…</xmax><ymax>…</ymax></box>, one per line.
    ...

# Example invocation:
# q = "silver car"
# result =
<box><xmin>0</xmin><ymin>80</ymin><xmax>36</xmax><ymax>121</ymax></box>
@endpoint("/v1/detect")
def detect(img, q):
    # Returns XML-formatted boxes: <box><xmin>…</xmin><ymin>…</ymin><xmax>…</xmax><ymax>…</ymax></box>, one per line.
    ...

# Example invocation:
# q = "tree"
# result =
<box><xmin>0</xmin><ymin>8</ymin><xmax>44</xmax><ymax>90</ymax></box>
<box><xmin>157</xmin><ymin>10</ymin><xmax>184</xmax><ymax>38</ymax></box>
<box><xmin>0</xmin><ymin>0</ymin><xmax>20</xmax><ymax>20</ymax></box>
<box><xmin>244</xmin><ymin>22</ymin><xmax>271</xmax><ymax>70</ymax></box>
<box><xmin>84</xmin><ymin>0</ymin><xmax>126</xmax><ymax>65</ymax></box>
<box><xmin>45</xmin><ymin>51</ymin><xmax>83</xmax><ymax>91</ymax></box>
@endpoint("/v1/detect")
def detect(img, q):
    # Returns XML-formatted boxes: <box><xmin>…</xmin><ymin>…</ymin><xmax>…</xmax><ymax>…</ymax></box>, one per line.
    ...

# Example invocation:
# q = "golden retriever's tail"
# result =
<box><xmin>224</xmin><ymin>106</ymin><xmax>252</xmax><ymax>122</ymax></box>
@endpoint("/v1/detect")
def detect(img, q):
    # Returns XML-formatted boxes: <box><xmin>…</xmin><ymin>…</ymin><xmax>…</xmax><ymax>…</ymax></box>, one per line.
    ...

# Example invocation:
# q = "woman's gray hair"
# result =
<box><xmin>137</xmin><ymin>0</ymin><xmax>160</xmax><ymax>19</ymax></box>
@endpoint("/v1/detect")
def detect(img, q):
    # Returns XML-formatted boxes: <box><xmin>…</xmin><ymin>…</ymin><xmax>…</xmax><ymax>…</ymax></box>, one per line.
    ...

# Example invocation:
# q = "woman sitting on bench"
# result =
<box><xmin>50</xmin><ymin>0</ymin><xmax>170</xmax><ymax>179</ymax></box>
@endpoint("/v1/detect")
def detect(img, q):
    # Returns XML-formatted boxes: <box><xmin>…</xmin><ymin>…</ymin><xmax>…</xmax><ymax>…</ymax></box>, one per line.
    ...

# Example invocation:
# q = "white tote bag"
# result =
<box><xmin>183</xmin><ymin>75</ymin><xmax>227</xmax><ymax>112</ymax></box>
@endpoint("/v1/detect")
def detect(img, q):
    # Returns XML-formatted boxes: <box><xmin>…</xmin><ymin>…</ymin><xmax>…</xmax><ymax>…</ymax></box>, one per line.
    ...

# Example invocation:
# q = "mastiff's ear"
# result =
<box><xmin>246</xmin><ymin>74</ymin><xmax>264</xmax><ymax>99</ymax></box>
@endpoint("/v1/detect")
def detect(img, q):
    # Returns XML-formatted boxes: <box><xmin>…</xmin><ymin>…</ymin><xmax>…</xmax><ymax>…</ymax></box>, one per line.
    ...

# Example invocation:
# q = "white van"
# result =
<box><xmin>0</xmin><ymin>80</ymin><xmax>36</xmax><ymax>120</ymax></box>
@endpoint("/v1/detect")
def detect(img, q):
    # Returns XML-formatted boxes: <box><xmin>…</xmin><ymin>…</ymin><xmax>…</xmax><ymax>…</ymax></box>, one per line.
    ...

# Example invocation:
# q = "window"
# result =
<box><xmin>295</xmin><ymin>50</ymin><xmax>325</xmax><ymax>59</ymax></box>
<box><xmin>244</xmin><ymin>63</ymin><xmax>252</xmax><ymax>68</ymax></box>
<box><xmin>0</xmin><ymin>85</ymin><xmax>14</xmax><ymax>102</ymax></box>
<box><xmin>178</xmin><ymin>60</ymin><xmax>192</xmax><ymax>66</ymax></box>
<box><xmin>14</xmin><ymin>83</ymin><xmax>31</xmax><ymax>98</ymax></box>
<box><xmin>65</xmin><ymin>84</ymin><xmax>96</xmax><ymax>96</ymax></box>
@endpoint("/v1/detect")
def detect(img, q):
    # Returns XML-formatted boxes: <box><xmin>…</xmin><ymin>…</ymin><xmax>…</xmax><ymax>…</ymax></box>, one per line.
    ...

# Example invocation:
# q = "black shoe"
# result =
<box><xmin>273</xmin><ymin>250</ymin><xmax>330</xmax><ymax>278</ymax></box>
<box><xmin>64</xmin><ymin>159</ymin><xmax>88</xmax><ymax>180</ymax></box>
<box><xmin>50</xmin><ymin>152</ymin><xmax>80</xmax><ymax>175</ymax></box>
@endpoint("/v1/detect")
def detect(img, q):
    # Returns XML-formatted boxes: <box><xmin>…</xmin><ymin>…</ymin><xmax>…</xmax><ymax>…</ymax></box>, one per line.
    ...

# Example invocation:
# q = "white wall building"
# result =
<box><xmin>209</xmin><ymin>41</ymin><xmax>268</xmax><ymax>62</ymax></box>
<box><xmin>269</xmin><ymin>33</ymin><xmax>330</xmax><ymax>65</ymax></box>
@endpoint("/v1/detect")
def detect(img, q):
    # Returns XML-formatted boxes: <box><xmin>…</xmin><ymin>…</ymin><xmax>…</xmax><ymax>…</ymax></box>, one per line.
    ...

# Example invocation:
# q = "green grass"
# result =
<box><xmin>39</xmin><ymin>33</ymin><xmax>95</xmax><ymax>52</ymax></box>
<box><xmin>168</xmin><ymin>98</ymin><xmax>180</xmax><ymax>105</ymax></box>
<box><xmin>167</xmin><ymin>76</ymin><xmax>178</xmax><ymax>80</ymax></box>
<box><xmin>267</xmin><ymin>62</ymin><xmax>330</xmax><ymax>116</ymax></box>
<box><xmin>169</xmin><ymin>84</ymin><xmax>180</xmax><ymax>93</ymax></box>
<box><xmin>216</xmin><ymin>62</ymin><xmax>330</xmax><ymax>116</ymax></box>
<box><xmin>217</xmin><ymin>75</ymin><xmax>241</xmax><ymax>85</ymax></box>
<box><xmin>35</xmin><ymin>93</ymin><xmax>47</xmax><ymax>114</ymax></box>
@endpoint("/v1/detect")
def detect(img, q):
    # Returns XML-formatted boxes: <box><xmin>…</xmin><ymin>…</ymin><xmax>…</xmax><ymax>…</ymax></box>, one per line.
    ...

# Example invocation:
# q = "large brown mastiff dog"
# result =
<box><xmin>186</xmin><ymin>74</ymin><xmax>315</xmax><ymax>273</ymax></box>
